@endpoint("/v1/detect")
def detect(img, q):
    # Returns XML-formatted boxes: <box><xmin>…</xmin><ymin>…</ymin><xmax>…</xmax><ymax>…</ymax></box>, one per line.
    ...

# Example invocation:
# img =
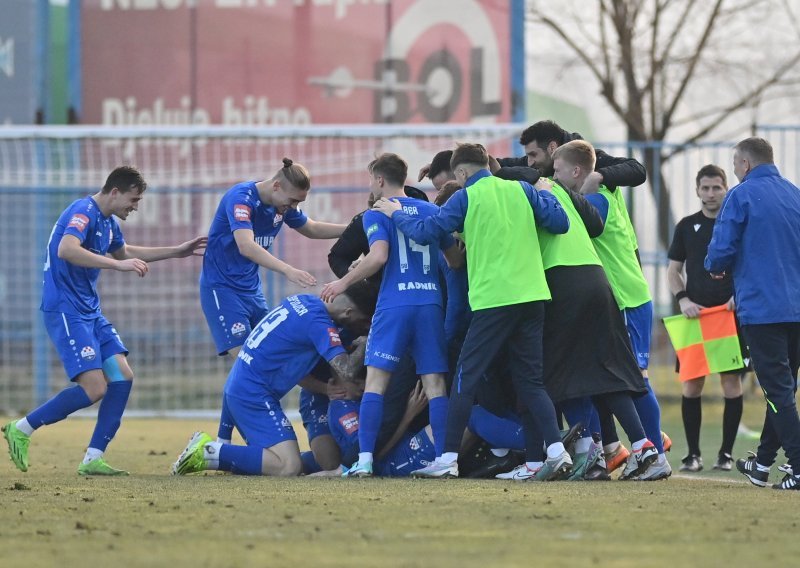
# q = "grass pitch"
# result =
<box><xmin>1</xmin><ymin>395</ymin><xmax>798</xmax><ymax>568</ymax></box>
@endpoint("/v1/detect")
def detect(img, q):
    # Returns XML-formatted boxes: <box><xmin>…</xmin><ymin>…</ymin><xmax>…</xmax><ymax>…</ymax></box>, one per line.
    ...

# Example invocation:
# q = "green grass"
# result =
<box><xmin>0</xmin><ymin>382</ymin><xmax>796</xmax><ymax>568</ymax></box>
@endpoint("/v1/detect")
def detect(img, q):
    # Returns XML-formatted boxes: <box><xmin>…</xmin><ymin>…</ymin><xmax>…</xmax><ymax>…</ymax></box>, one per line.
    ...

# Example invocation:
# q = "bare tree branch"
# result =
<box><xmin>658</xmin><ymin>0</ymin><xmax>726</xmax><ymax>139</ymax></box>
<box><xmin>647</xmin><ymin>2</ymin><xmax>660</xmax><ymax>137</ymax></box>
<box><xmin>610</xmin><ymin>1</ymin><xmax>647</xmax><ymax>139</ymax></box>
<box><xmin>598</xmin><ymin>0</ymin><xmax>613</xmax><ymax>87</ymax></box>
<box><xmin>531</xmin><ymin>10</ymin><xmax>635</xmax><ymax>134</ymax></box>
<box><xmin>663</xmin><ymin>49</ymin><xmax>800</xmax><ymax>158</ymax></box>
<box><xmin>780</xmin><ymin>0</ymin><xmax>800</xmax><ymax>39</ymax></box>
<box><xmin>644</xmin><ymin>0</ymin><xmax>693</xmax><ymax>96</ymax></box>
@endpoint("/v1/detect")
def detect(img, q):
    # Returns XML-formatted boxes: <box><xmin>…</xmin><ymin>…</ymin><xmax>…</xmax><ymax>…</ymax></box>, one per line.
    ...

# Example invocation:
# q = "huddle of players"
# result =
<box><xmin>172</xmin><ymin>120</ymin><xmax>673</xmax><ymax>482</ymax></box>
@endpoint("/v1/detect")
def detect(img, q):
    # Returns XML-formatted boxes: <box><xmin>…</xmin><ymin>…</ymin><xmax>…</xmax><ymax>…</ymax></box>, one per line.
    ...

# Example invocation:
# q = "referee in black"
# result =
<box><xmin>667</xmin><ymin>164</ymin><xmax>748</xmax><ymax>472</ymax></box>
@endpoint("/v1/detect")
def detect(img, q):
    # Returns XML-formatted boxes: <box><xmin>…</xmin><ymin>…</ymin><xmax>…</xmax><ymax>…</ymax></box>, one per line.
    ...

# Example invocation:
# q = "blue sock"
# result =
<box><xmin>467</xmin><ymin>406</ymin><xmax>525</xmax><ymax>450</ymax></box>
<box><xmin>217</xmin><ymin>396</ymin><xmax>235</xmax><ymax>440</ymax></box>
<box><xmin>89</xmin><ymin>380</ymin><xmax>132</xmax><ymax>451</ymax></box>
<box><xmin>300</xmin><ymin>451</ymin><xmax>322</xmax><ymax>474</ymax></box>
<box><xmin>26</xmin><ymin>386</ymin><xmax>93</xmax><ymax>429</ymax></box>
<box><xmin>588</xmin><ymin>405</ymin><xmax>601</xmax><ymax>435</ymax></box>
<box><xmin>428</xmin><ymin>396</ymin><xmax>448</xmax><ymax>456</ymax></box>
<box><xmin>358</xmin><ymin>392</ymin><xmax>384</xmax><ymax>455</ymax></box>
<box><xmin>561</xmin><ymin>397</ymin><xmax>592</xmax><ymax>437</ymax></box>
<box><xmin>218</xmin><ymin>444</ymin><xmax>264</xmax><ymax>475</ymax></box>
<box><xmin>633</xmin><ymin>378</ymin><xmax>663</xmax><ymax>453</ymax></box>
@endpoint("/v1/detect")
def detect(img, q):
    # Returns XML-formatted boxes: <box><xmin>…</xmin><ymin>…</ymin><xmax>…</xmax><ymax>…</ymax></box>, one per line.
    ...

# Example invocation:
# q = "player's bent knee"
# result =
<box><xmin>270</xmin><ymin>454</ymin><xmax>302</xmax><ymax>477</ymax></box>
<box><xmin>103</xmin><ymin>355</ymin><xmax>134</xmax><ymax>383</ymax></box>
<box><xmin>310</xmin><ymin>435</ymin><xmax>341</xmax><ymax>471</ymax></box>
<box><xmin>262</xmin><ymin>442</ymin><xmax>303</xmax><ymax>476</ymax></box>
<box><xmin>76</xmin><ymin>371</ymin><xmax>108</xmax><ymax>402</ymax></box>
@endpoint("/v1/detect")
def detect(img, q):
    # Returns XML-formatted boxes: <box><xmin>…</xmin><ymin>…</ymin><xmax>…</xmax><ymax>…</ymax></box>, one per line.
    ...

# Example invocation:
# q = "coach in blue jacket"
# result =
<box><xmin>705</xmin><ymin>137</ymin><xmax>800</xmax><ymax>491</ymax></box>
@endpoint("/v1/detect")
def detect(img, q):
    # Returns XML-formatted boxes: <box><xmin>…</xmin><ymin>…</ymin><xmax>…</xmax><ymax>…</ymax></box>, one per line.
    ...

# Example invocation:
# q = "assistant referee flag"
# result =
<box><xmin>663</xmin><ymin>305</ymin><xmax>744</xmax><ymax>382</ymax></box>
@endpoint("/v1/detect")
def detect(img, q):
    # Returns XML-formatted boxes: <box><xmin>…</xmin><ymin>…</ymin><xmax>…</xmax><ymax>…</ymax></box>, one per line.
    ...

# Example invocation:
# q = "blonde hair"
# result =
<box><xmin>551</xmin><ymin>140</ymin><xmax>596</xmax><ymax>172</ymax></box>
<box><xmin>274</xmin><ymin>158</ymin><xmax>311</xmax><ymax>191</ymax></box>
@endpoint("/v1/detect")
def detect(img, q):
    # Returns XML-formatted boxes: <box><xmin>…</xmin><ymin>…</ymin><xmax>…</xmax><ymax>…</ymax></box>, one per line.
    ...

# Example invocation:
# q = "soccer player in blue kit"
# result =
<box><xmin>320</xmin><ymin>153</ymin><xmax>463</xmax><ymax>477</ymax></box>
<box><xmin>200</xmin><ymin>158</ymin><xmax>346</xmax><ymax>444</ymax></box>
<box><xmin>172</xmin><ymin>287</ymin><xmax>373</xmax><ymax>477</ymax></box>
<box><xmin>2</xmin><ymin>166</ymin><xmax>206</xmax><ymax>475</ymax></box>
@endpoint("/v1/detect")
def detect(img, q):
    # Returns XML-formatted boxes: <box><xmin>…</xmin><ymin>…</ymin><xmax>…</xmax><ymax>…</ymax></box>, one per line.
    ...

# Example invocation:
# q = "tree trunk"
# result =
<box><xmin>641</xmin><ymin>145</ymin><xmax>675</xmax><ymax>251</ymax></box>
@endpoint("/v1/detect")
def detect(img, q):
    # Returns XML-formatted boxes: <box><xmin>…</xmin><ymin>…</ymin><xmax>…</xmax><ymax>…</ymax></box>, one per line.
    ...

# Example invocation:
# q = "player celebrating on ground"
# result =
<box><xmin>172</xmin><ymin>286</ymin><xmax>373</xmax><ymax>477</ymax></box>
<box><xmin>320</xmin><ymin>153</ymin><xmax>462</xmax><ymax>478</ymax></box>
<box><xmin>2</xmin><ymin>166</ymin><xmax>206</xmax><ymax>475</ymax></box>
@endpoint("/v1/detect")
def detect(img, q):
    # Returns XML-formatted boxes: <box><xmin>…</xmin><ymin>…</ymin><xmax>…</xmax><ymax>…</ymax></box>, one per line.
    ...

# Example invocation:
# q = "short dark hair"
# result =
<box><xmin>450</xmin><ymin>143</ymin><xmax>489</xmax><ymax>170</ymax></box>
<box><xmin>275</xmin><ymin>158</ymin><xmax>311</xmax><ymax>191</ymax></box>
<box><xmin>368</xmin><ymin>153</ymin><xmax>408</xmax><ymax>187</ymax></box>
<box><xmin>519</xmin><ymin>120</ymin><xmax>567</xmax><ymax>148</ymax></box>
<box><xmin>695</xmin><ymin>164</ymin><xmax>727</xmax><ymax>187</ymax></box>
<box><xmin>735</xmin><ymin>137</ymin><xmax>774</xmax><ymax>165</ymax></box>
<box><xmin>343</xmin><ymin>279</ymin><xmax>378</xmax><ymax>319</ymax></box>
<box><xmin>429</xmin><ymin>150</ymin><xmax>454</xmax><ymax>180</ymax></box>
<box><xmin>102</xmin><ymin>166</ymin><xmax>147</xmax><ymax>194</ymax></box>
<box><xmin>434</xmin><ymin>180</ymin><xmax>462</xmax><ymax>206</ymax></box>
<box><xmin>403</xmin><ymin>185</ymin><xmax>430</xmax><ymax>202</ymax></box>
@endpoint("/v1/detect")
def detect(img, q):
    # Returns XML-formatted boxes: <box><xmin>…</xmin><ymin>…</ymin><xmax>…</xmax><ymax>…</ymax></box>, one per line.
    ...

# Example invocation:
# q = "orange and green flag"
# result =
<box><xmin>663</xmin><ymin>305</ymin><xmax>744</xmax><ymax>382</ymax></box>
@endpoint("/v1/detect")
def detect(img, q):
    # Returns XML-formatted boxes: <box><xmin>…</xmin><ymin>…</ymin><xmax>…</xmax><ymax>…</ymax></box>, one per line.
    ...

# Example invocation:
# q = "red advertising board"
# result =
<box><xmin>81</xmin><ymin>0</ymin><xmax>511</xmax><ymax>125</ymax></box>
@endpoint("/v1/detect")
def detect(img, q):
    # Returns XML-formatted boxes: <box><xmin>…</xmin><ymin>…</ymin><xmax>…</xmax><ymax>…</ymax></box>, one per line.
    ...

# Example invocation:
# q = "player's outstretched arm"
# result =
<box><xmin>321</xmin><ymin>241</ymin><xmax>388</xmax><ymax>302</ymax></box>
<box><xmin>374</xmin><ymin>191</ymin><xmax>467</xmax><ymax>245</ymax></box>
<box><xmin>294</xmin><ymin>218</ymin><xmax>347</xmax><ymax>239</ymax></box>
<box><xmin>114</xmin><ymin>236</ymin><xmax>207</xmax><ymax>262</ymax></box>
<box><xmin>58</xmin><ymin>234</ymin><xmax>148</xmax><ymax>277</ymax></box>
<box><xmin>233</xmin><ymin>228</ymin><xmax>317</xmax><ymax>287</ymax></box>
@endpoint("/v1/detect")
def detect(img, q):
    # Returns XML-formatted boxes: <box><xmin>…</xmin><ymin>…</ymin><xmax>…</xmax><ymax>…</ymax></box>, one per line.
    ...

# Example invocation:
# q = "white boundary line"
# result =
<box><xmin>672</xmin><ymin>473</ymin><xmax>750</xmax><ymax>485</ymax></box>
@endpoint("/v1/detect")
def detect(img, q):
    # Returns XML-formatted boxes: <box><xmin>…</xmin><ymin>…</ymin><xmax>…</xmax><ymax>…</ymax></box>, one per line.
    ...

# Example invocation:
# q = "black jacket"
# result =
<box><xmin>497</xmin><ymin>131</ymin><xmax>646</xmax><ymax>190</ymax></box>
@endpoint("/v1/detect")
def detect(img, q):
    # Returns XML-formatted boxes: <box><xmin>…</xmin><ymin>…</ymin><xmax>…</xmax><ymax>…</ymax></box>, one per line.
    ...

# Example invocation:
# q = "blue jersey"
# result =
<box><xmin>41</xmin><ymin>196</ymin><xmax>125</xmax><ymax>317</ymax></box>
<box><xmin>200</xmin><ymin>181</ymin><xmax>308</xmax><ymax>292</ymax></box>
<box><xmin>224</xmin><ymin>294</ymin><xmax>346</xmax><ymax>401</ymax></box>
<box><xmin>363</xmin><ymin>197</ymin><xmax>453</xmax><ymax>310</ymax></box>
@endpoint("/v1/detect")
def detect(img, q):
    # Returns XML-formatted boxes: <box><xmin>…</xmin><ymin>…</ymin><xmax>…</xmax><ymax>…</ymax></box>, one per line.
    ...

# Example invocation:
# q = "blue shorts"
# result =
<box><xmin>43</xmin><ymin>311</ymin><xmax>127</xmax><ymax>381</ymax></box>
<box><xmin>223</xmin><ymin>392</ymin><xmax>297</xmax><ymax>449</ymax></box>
<box><xmin>365</xmin><ymin>305</ymin><xmax>447</xmax><ymax>374</ymax></box>
<box><xmin>623</xmin><ymin>301</ymin><xmax>653</xmax><ymax>370</ymax></box>
<box><xmin>374</xmin><ymin>428</ymin><xmax>435</xmax><ymax>477</ymax></box>
<box><xmin>200</xmin><ymin>284</ymin><xmax>269</xmax><ymax>355</ymax></box>
<box><xmin>299</xmin><ymin>388</ymin><xmax>331</xmax><ymax>443</ymax></box>
<box><xmin>328</xmin><ymin>399</ymin><xmax>360</xmax><ymax>462</ymax></box>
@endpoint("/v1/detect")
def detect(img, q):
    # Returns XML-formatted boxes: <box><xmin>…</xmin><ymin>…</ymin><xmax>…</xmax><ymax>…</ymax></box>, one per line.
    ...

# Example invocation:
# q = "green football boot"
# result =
<box><xmin>2</xmin><ymin>421</ymin><xmax>31</xmax><ymax>472</ymax></box>
<box><xmin>171</xmin><ymin>432</ymin><xmax>213</xmax><ymax>475</ymax></box>
<box><xmin>78</xmin><ymin>457</ymin><xmax>130</xmax><ymax>476</ymax></box>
